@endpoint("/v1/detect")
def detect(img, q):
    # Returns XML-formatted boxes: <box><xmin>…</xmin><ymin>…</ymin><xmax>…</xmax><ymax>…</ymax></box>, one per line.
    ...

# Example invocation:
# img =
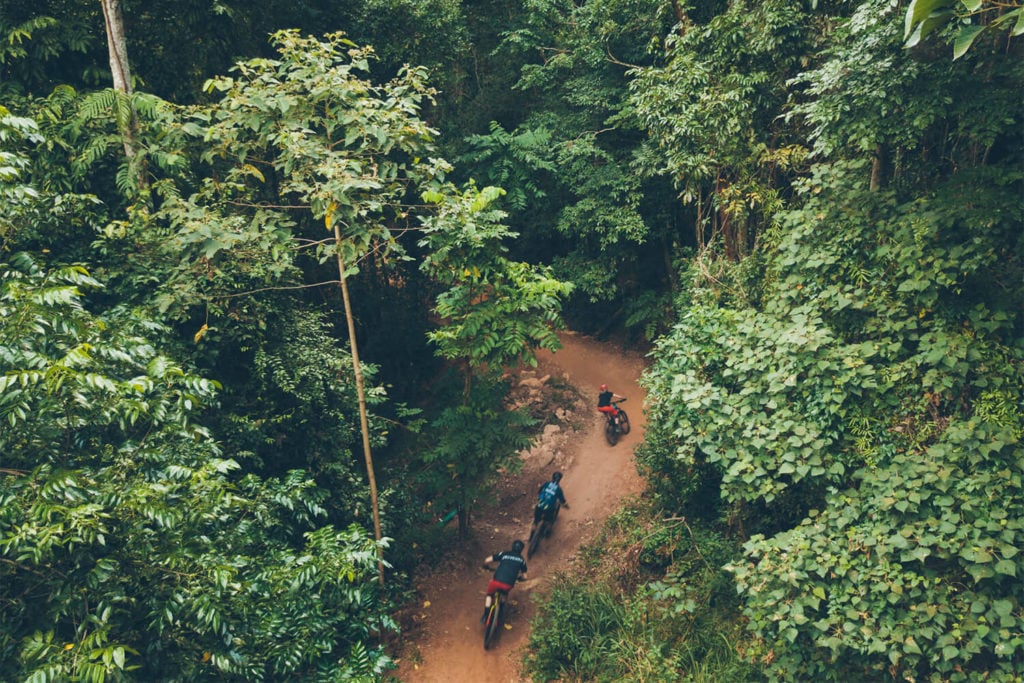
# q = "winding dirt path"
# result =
<box><xmin>392</xmin><ymin>332</ymin><xmax>647</xmax><ymax>682</ymax></box>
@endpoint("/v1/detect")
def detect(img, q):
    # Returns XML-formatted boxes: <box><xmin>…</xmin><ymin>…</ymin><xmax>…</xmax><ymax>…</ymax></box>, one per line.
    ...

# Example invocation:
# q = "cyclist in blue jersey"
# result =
<box><xmin>533</xmin><ymin>471</ymin><xmax>569</xmax><ymax>532</ymax></box>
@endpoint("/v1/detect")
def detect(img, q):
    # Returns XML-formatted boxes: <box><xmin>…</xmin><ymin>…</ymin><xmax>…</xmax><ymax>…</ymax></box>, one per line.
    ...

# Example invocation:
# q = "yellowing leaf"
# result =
<box><xmin>193</xmin><ymin>323</ymin><xmax>209</xmax><ymax>343</ymax></box>
<box><xmin>325</xmin><ymin>202</ymin><xmax>338</xmax><ymax>232</ymax></box>
<box><xmin>423</xmin><ymin>601</ymin><xmax>431</xmax><ymax>608</ymax></box>
<box><xmin>64</xmin><ymin>643</ymin><xmax>75</xmax><ymax>651</ymax></box>
<box><xmin>202</xmin><ymin>652</ymin><xmax>212</xmax><ymax>662</ymax></box>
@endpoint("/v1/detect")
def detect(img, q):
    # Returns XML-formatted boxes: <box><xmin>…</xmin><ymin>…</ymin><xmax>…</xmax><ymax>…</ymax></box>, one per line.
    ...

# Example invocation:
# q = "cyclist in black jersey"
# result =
<box><xmin>481</xmin><ymin>540</ymin><xmax>528</xmax><ymax>622</ymax></box>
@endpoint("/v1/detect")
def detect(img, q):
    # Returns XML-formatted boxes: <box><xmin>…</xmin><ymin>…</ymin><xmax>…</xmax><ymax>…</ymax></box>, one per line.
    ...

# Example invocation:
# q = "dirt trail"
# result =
<box><xmin>393</xmin><ymin>332</ymin><xmax>647</xmax><ymax>682</ymax></box>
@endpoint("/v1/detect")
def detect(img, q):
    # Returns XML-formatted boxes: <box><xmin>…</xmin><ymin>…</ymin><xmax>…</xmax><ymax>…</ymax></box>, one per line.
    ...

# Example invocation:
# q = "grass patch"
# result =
<box><xmin>524</xmin><ymin>498</ymin><xmax>764</xmax><ymax>682</ymax></box>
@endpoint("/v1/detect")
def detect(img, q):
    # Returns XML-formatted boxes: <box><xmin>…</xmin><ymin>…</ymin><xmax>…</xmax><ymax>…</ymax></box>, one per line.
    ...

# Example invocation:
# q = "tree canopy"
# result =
<box><xmin>1</xmin><ymin>0</ymin><xmax>1022</xmax><ymax>679</ymax></box>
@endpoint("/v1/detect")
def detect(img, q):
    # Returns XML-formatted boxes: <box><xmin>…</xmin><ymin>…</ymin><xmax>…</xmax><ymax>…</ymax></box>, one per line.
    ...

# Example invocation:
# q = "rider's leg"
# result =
<box><xmin>544</xmin><ymin>509</ymin><xmax>556</xmax><ymax>536</ymax></box>
<box><xmin>484</xmin><ymin>580</ymin><xmax>509</xmax><ymax>622</ymax></box>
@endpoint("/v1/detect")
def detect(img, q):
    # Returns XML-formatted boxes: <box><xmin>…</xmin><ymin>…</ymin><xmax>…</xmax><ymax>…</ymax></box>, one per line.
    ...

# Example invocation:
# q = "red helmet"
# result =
<box><xmin>600</xmin><ymin>384</ymin><xmax>608</xmax><ymax>391</ymax></box>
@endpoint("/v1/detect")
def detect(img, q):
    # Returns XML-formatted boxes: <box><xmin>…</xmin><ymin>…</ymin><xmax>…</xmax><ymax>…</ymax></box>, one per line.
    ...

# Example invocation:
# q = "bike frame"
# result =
<box><xmin>483</xmin><ymin>589</ymin><xmax>505</xmax><ymax>649</ymax></box>
<box><xmin>528</xmin><ymin>501</ymin><xmax>560</xmax><ymax>557</ymax></box>
<box><xmin>602</xmin><ymin>399</ymin><xmax>629</xmax><ymax>446</ymax></box>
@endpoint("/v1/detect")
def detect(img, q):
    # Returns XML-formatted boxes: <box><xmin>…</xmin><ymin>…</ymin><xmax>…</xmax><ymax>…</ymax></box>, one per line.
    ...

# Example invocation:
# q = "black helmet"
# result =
<box><xmin>512</xmin><ymin>540</ymin><xmax>525</xmax><ymax>553</ymax></box>
<box><xmin>552</xmin><ymin>471</ymin><xmax>563</xmax><ymax>482</ymax></box>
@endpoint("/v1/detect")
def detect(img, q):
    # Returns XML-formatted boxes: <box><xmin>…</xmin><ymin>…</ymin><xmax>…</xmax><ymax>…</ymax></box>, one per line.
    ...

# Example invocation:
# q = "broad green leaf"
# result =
<box><xmin>953</xmin><ymin>25</ymin><xmax>986</xmax><ymax>59</ymax></box>
<box><xmin>1013</xmin><ymin>8</ymin><xmax>1024</xmax><ymax>36</ymax></box>
<box><xmin>994</xmin><ymin>560</ymin><xmax>1017</xmax><ymax>577</ymax></box>
<box><xmin>905</xmin><ymin>0</ymin><xmax>952</xmax><ymax>38</ymax></box>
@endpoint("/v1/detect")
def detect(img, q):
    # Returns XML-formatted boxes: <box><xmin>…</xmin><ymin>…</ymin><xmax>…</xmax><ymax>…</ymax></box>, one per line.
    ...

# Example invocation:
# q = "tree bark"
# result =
<box><xmin>100</xmin><ymin>0</ymin><xmax>132</xmax><ymax>95</ymax></box>
<box><xmin>333</xmin><ymin>225</ymin><xmax>386</xmax><ymax>585</ymax></box>
<box><xmin>671</xmin><ymin>0</ymin><xmax>688</xmax><ymax>37</ymax></box>
<box><xmin>100</xmin><ymin>0</ymin><xmax>144</xmax><ymax>187</ymax></box>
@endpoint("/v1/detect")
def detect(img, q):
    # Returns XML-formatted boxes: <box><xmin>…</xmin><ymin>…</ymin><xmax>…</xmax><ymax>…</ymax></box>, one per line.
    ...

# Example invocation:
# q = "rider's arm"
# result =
<box><xmin>614</xmin><ymin>392</ymin><xmax>626</xmax><ymax>401</ymax></box>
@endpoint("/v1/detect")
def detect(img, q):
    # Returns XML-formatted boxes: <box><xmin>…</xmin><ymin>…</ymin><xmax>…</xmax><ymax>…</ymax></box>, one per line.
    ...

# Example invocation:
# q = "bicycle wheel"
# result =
<box><xmin>604</xmin><ymin>417</ymin><xmax>618</xmax><ymax>446</ymax></box>
<box><xmin>527</xmin><ymin>524</ymin><xmax>542</xmax><ymax>558</ymax></box>
<box><xmin>483</xmin><ymin>593</ymin><xmax>502</xmax><ymax>649</ymax></box>
<box><xmin>618</xmin><ymin>409</ymin><xmax>631</xmax><ymax>435</ymax></box>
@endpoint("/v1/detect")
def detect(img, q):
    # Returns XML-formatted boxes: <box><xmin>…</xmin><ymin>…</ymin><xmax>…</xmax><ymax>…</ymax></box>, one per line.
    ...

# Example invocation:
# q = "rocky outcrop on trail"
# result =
<box><xmin>504</xmin><ymin>369</ymin><xmax>590</xmax><ymax>473</ymax></box>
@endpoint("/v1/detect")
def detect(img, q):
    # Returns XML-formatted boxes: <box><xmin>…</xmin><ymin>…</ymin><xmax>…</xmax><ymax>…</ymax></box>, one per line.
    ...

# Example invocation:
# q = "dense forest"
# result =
<box><xmin>1</xmin><ymin>0</ymin><xmax>1021</xmax><ymax>680</ymax></box>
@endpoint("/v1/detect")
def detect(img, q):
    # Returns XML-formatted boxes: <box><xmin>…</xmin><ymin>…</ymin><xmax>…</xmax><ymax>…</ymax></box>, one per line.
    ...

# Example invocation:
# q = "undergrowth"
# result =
<box><xmin>523</xmin><ymin>498</ymin><xmax>763</xmax><ymax>682</ymax></box>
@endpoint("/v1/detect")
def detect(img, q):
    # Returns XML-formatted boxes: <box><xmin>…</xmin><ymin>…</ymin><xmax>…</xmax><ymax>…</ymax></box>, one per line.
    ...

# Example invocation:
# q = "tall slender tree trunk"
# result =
<box><xmin>333</xmin><ymin>224</ymin><xmax>385</xmax><ymax>586</ymax></box>
<box><xmin>100</xmin><ymin>0</ymin><xmax>144</xmax><ymax>188</ymax></box>
<box><xmin>100</xmin><ymin>0</ymin><xmax>131</xmax><ymax>94</ymax></box>
<box><xmin>100</xmin><ymin>0</ymin><xmax>133</xmax><ymax>155</ymax></box>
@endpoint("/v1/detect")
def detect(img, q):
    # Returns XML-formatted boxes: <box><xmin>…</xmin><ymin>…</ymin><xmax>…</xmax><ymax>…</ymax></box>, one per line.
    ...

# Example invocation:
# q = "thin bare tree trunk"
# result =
<box><xmin>333</xmin><ymin>224</ymin><xmax>385</xmax><ymax>586</ymax></box>
<box><xmin>100</xmin><ymin>0</ymin><xmax>133</xmax><ymax>158</ymax></box>
<box><xmin>100</xmin><ymin>0</ymin><xmax>132</xmax><ymax>94</ymax></box>
<box><xmin>100</xmin><ymin>0</ymin><xmax>144</xmax><ymax>188</ymax></box>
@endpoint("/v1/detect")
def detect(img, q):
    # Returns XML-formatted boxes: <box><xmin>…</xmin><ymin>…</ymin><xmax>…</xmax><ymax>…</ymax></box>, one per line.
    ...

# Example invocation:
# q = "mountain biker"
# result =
<box><xmin>533</xmin><ymin>471</ymin><xmax>569</xmax><ymax>532</ymax></box>
<box><xmin>481</xmin><ymin>540</ymin><xmax>528</xmax><ymax>623</ymax></box>
<box><xmin>597</xmin><ymin>384</ymin><xmax>626</xmax><ymax>424</ymax></box>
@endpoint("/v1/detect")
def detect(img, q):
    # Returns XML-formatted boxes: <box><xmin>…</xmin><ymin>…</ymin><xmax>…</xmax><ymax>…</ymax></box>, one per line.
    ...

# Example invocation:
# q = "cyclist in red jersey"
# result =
<box><xmin>597</xmin><ymin>383</ymin><xmax>626</xmax><ymax>423</ymax></box>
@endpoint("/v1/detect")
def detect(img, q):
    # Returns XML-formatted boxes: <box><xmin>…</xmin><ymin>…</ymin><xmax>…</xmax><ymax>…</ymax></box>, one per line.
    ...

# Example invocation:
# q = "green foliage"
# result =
<box><xmin>643</xmin><ymin>147</ymin><xmax>1023</xmax><ymax>683</ymax></box>
<box><xmin>904</xmin><ymin>0</ymin><xmax>1024</xmax><ymax>59</ymax></box>
<box><xmin>723</xmin><ymin>162</ymin><xmax>1024</xmax><ymax>680</ymax></box>
<box><xmin>3</xmin><ymin>0</ymin><xmax>1020</xmax><ymax>678</ymax></box>
<box><xmin>417</xmin><ymin>376</ymin><xmax>535</xmax><ymax>522</ymax></box>
<box><xmin>206</xmin><ymin>306</ymin><xmax>390</xmax><ymax>520</ymax></box>
<box><xmin>638</xmin><ymin>0</ymin><xmax>1023</xmax><ymax>674</ymax></box>
<box><xmin>2</xmin><ymin>0</ymin><xmax>472</xmax><ymax>105</ymax></box>
<box><xmin>0</xmin><ymin>6</ymin><xmax>99</xmax><ymax>99</ymax></box>
<box><xmin>526</xmin><ymin>578</ymin><xmax>629</xmax><ymax>681</ymax></box>
<box><xmin>459</xmin><ymin>121</ymin><xmax>556</xmax><ymax>211</ymax></box>
<box><xmin>0</xmin><ymin>107</ymin><xmax>44</xmax><ymax>250</ymax></box>
<box><xmin>471</xmin><ymin>0</ymin><xmax>682</xmax><ymax>321</ymax></box>
<box><xmin>788</xmin><ymin>0</ymin><xmax>1021</xmax><ymax>182</ymax></box>
<box><xmin>78</xmin><ymin>31</ymin><xmax>448</xmax><ymax>331</ymax></box>
<box><xmin>419</xmin><ymin>182</ymin><xmax>572</xmax><ymax>372</ymax></box>
<box><xmin>0</xmin><ymin>255</ymin><xmax>395</xmax><ymax>681</ymax></box>
<box><xmin>628</xmin><ymin>0</ymin><xmax>815</xmax><ymax>265</ymax></box>
<box><xmin>525</xmin><ymin>508</ymin><xmax>760</xmax><ymax>682</ymax></box>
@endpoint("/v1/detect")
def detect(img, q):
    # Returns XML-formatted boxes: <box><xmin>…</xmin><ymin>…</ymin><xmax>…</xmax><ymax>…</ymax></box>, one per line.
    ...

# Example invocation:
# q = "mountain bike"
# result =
<box><xmin>603</xmin><ymin>398</ymin><xmax>631</xmax><ymax>446</ymax></box>
<box><xmin>482</xmin><ymin>588</ymin><xmax>506</xmax><ymax>649</ymax></box>
<box><xmin>527</xmin><ymin>501</ymin><xmax>563</xmax><ymax>558</ymax></box>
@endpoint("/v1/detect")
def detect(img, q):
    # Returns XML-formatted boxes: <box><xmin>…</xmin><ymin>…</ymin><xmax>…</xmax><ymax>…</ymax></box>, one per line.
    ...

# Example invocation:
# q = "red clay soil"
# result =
<box><xmin>390</xmin><ymin>331</ymin><xmax>648</xmax><ymax>682</ymax></box>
